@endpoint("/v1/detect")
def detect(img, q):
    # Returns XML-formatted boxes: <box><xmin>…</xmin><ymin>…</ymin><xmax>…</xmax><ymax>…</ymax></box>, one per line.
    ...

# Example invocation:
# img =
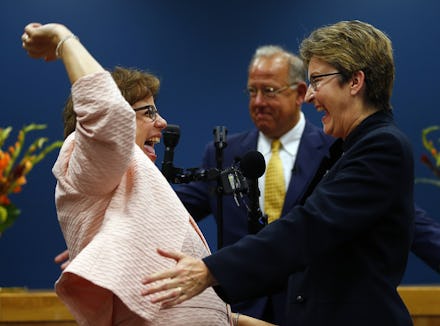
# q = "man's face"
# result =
<box><xmin>248</xmin><ymin>55</ymin><xmax>303</xmax><ymax>139</ymax></box>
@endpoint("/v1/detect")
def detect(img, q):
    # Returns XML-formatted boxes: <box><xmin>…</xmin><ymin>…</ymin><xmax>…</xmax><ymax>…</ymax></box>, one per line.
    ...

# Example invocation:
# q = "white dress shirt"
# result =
<box><xmin>257</xmin><ymin>111</ymin><xmax>305</xmax><ymax>211</ymax></box>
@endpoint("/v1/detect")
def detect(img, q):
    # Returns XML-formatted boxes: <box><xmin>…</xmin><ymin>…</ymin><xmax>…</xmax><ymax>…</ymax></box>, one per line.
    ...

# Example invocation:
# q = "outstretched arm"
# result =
<box><xmin>142</xmin><ymin>252</ymin><xmax>278</xmax><ymax>325</ymax></box>
<box><xmin>141</xmin><ymin>248</ymin><xmax>216</xmax><ymax>308</ymax></box>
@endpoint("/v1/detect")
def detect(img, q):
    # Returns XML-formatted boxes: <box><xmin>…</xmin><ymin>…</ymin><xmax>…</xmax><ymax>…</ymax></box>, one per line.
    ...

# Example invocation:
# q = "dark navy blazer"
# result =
<box><xmin>176</xmin><ymin>113</ymin><xmax>440</xmax><ymax>324</ymax></box>
<box><xmin>203</xmin><ymin>111</ymin><xmax>415</xmax><ymax>325</ymax></box>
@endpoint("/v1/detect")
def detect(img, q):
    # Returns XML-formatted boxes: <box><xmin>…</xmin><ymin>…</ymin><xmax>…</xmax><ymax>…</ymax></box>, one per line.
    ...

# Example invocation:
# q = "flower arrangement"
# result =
<box><xmin>0</xmin><ymin>124</ymin><xmax>63</xmax><ymax>234</ymax></box>
<box><xmin>416</xmin><ymin>125</ymin><xmax>440</xmax><ymax>187</ymax></box>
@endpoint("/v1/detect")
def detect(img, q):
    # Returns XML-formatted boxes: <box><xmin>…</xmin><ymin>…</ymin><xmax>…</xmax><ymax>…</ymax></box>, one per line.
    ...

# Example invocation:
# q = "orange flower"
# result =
<box><xmin>12</xmin><ymin>186</ymin><xmax>22</xmax><ymax>193</ymax></box>
<box><xmin>0</xmin><ymin>195</ymin><xmax>10</xmax><ymax>205</ymax></box>
<box><xmin>0</xmin><ymin>151</ymin><xmax>10</xmax><ymax>171</ymax></box>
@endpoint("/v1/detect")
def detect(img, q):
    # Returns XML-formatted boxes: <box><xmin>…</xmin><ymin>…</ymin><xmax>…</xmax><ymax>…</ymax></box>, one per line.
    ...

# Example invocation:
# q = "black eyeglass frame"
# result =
<box><xmin>309</xmin><ymin>72</ymin><xmax>342</xmax><ymax>91</ymax></box>
<box><xmin>133</xmin><ymin>105</ymin><xmax>158</xmax><ymax>122</ymax></box>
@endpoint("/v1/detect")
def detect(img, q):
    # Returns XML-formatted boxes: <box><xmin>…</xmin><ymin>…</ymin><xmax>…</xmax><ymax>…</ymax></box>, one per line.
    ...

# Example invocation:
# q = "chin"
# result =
<box><xmin>258</xmin><ymin>125</ymin><xmax>272</xmax><ymax>136</ymax></box>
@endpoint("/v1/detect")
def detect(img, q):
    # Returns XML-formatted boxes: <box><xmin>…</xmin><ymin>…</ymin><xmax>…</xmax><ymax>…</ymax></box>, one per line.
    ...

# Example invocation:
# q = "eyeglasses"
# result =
<box><xmin>309</xmin><ymin>72</ymin><xmax>342</xmax><ymax>91</ymax></box>
<box><xmin>133</xmin><ymin>105</ymin><xmax>158</xmax><ymax>122</ymax></box>
<box><xmin>246</xmin><ymin>83</ymin><xmax>298</xmax><ymax>99</ymax></box>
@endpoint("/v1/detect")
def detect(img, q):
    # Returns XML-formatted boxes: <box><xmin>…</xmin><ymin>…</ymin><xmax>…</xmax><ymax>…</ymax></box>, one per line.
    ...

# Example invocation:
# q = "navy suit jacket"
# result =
<box><xmin>175</xmin><ymin>115</ymin><xmax>440</xmax><ymax>323</ymax></box>
<box><xmin>203</xmin><ymin>110</ymin><xmax>414</xmax><ymax>325</ymax></box>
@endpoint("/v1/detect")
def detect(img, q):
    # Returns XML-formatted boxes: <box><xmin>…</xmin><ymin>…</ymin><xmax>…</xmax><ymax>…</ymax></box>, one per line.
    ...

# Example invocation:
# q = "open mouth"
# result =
<box><xmin>144</xmin><ymin>137</ymin><xmax>160</xmax><ymax>147</ymax></box>
<box><xmin>143</xmin><ymin>137</ymin><xmax>160</xmax><ymax>161</ymax></box>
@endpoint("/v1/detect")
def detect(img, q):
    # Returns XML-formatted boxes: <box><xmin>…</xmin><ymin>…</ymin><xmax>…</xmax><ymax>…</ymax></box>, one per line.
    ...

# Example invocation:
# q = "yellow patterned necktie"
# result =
<box><xmin>264</xmin><ymin>139</ymin><xmax>286</xmax><ymax>223</ymax></box>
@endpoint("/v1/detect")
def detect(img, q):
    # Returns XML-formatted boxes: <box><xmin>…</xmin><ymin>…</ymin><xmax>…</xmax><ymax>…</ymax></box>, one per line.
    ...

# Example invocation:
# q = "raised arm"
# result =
<box><xmin>22</xmin><ymin>22</ymin><xmax>103</xmax><ymax>84</ymax></box>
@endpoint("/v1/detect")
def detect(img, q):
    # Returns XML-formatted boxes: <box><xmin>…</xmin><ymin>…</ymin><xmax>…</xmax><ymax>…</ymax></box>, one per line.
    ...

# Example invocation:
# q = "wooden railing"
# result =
<box><xmin>0</xmin><ymin>286</ymin><xmax>439</xmax><ymax>325</ymax></box>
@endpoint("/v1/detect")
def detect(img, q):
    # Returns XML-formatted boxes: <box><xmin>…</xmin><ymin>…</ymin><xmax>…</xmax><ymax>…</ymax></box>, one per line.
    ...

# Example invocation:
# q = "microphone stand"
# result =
<box><xmin>213</xmin><ymin>126</ymin><xmax>227</xmax><ymax>249</ymax></box>
<box><xmin>239</xmin><ymin>151</ymin><xmax>268</xmax><ymax>234</ymax></box>
<box><xmin>247</xmin><ymin>178</ymin><xmax>268</xmax><ymax>234</ymax></box>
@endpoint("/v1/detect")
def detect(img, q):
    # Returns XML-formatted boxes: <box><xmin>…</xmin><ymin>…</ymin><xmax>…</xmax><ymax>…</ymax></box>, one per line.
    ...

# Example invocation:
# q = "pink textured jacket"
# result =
<box><xmin>53</xmin><ymin>72</ymin><xmax>231</xmax><ymax>325</ymax></box>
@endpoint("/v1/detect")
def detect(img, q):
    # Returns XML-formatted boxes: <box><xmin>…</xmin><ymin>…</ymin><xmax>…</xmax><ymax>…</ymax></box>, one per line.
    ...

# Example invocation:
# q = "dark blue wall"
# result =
<box><xmin>1</xmin><ymin>0</ymin><xmax>439</xmax><ymax>288</ymax></box>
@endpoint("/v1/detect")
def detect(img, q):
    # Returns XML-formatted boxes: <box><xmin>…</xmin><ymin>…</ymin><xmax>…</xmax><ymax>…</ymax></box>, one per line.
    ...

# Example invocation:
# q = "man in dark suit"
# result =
<box><xmin>175</xmin><ymin>45</ymin><xmax>326</xmax><ymax>324</ymax></box>
<box><xmin>173</xmin><ymin>45</ymin><xmax>440</xmax><ymax>324</ymax></box>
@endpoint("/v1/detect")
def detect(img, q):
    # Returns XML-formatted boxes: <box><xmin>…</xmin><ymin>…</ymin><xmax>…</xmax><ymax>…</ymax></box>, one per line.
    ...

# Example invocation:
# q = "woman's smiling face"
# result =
<box><xmin>132</xmin><ymin>96</ymin><xmax>167</xmax><ymax>162</ymax></box>
<box><xmin>305</xmin><ymin>57</ymin><xmax>363</xmax><ymax>139</ymax></box>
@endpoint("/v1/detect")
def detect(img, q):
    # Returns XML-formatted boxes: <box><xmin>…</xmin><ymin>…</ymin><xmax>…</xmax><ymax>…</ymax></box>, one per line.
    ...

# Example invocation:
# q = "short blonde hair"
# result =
<box><xmin>300</xmin><ymin>20</ymin><xmax>394</xmax><ymax>111</ymax></box>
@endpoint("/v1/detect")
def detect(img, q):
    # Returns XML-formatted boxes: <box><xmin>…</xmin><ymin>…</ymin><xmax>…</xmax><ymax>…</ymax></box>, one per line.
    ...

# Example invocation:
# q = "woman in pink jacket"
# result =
<box><xmin>21</xmin><ymin>22</ymin><xmax>239</xmax><ymax>326</ymax></box>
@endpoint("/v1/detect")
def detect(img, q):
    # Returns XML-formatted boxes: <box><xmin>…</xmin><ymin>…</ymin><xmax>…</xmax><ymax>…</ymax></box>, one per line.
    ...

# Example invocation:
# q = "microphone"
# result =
<box><xmin>239</xmin><ymin>150</ymin><xmax>267</xmax><ymax>233</ymax></box>
<box><xmin>240</xmin><ymin>150</ymin><xmax>266</xmax><ymax>179</ymax></box>
<box><xmin>161</xmin><ymin>124</ymin><xmax>180</xmax><ymax>181</ymax></box>
<box><xmin>213</xmin><ymin>126</ymin><xmax>227</xmax><ymax>150</ymax></box>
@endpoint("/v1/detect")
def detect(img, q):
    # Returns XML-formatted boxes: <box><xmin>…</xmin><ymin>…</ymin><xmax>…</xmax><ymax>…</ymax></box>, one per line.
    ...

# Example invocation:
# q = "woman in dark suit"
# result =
<box><xmin>142</xmin><ymin>20</ymin><xmax>414</xmax><ymax>326</ymax></box>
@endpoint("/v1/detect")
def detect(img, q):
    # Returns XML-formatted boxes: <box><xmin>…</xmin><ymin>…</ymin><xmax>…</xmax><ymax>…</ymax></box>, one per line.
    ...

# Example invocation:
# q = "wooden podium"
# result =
<box><xmin>1</xmin><ymin>286</ymin><xmax>440</xmax><ymax>325</ymax></box>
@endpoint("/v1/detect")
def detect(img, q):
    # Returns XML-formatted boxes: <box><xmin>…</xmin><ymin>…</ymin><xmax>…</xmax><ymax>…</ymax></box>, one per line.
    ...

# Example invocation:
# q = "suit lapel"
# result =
<box><xmin>282</xmin><ymin>122</ymin><xmax>335</xmax><ymax>215</ymax></box>
<box><xmin>298</xmin><ymin>137</ymin><xmax>343</xmax><ymax>206</ymax></box>
<box><xmin>239</xmin><ymin>129</ymin><xmax>259</xmax><ymax>154</ymax></box>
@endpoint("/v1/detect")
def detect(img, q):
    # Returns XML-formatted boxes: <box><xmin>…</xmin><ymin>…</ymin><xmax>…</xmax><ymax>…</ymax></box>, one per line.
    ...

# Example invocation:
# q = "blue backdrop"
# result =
<box><xmin>1</xmin><ymin>0</ymin><xmax>439</xmax><ymax>288</ymax></box>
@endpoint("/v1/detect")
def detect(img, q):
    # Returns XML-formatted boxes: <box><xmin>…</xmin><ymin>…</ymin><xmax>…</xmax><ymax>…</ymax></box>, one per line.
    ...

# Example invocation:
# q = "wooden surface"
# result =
<box><xmin>399</xmin><ymin>286</ymin><xmax>440</xmax><ymax>326</ymax></box>
<box><xmin>0</xmin><ymin>288</ymin><xmax>76</xmax><ymax>325</ymax></box>
<box><xmin>0</xmin><ymin>286</ymin><xmax>439</xmax><ymax>325</ymax></box>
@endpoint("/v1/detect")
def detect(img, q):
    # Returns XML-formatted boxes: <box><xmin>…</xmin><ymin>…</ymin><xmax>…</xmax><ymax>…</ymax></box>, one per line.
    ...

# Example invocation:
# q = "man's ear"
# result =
<box><xmin>296</xmin><ymin>81</ymin><xmax>308</xmax><ymax>105</ymax></box>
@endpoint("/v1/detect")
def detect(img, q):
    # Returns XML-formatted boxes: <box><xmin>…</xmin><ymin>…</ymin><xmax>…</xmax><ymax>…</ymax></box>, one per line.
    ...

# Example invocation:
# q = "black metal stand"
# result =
<box><xmin>213</xmin><ymin>126</ymin><xmax>227</xmax><ymax>249</ymax></box>
<box><xmin>246</xmin><ymin>178</ymin><xmax>268</xmax><ymax>234</ymax></box>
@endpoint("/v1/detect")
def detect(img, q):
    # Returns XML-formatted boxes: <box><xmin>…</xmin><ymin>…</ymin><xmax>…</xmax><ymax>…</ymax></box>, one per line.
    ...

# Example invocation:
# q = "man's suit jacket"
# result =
<box><xmin>175</xmin><ymin>120</ymin><xmax>334</xmax><ymax>324</ymax></box>
<box><xmin>203</xmin><ymin>110</ymin><xmax>414</xmax><ymax>326</ymax></box>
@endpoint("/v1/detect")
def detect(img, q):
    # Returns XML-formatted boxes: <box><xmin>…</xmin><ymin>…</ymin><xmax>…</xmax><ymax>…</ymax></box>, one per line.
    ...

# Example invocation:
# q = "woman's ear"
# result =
<box><xmin>350</xmin><ymin>70</ymin><xmax>366</xmax><ymax>95</ymax></box>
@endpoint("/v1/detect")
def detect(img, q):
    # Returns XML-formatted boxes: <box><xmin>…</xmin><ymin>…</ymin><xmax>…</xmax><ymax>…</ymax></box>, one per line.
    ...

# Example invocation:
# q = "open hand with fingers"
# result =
<box><xmin>141</xmin><ymin>248</ymin><xmax>217</xmax><ymax>308</ymax></box>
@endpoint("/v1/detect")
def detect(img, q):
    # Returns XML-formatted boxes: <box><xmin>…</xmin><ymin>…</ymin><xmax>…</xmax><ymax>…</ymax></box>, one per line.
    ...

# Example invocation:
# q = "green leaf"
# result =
<box><xmin>0</xmin><ymin>203</ymin><xmax>21</xmax><ymax>233</ymax></box>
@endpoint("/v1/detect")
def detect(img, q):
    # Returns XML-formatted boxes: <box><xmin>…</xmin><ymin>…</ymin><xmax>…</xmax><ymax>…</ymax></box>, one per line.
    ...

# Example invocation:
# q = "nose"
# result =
<box><xmin>252</xmin><ymin>90</ymin><xmax>267</xmax><ymax>105</ymax></box>
<box><xmin>155</xmin><ymin>113</ymin><xmax>167</xmax><ymax>129</ymax></box>
<box><xmin>304</xmin><ymin>85</ymin><xmax>315</xmax><ymax>103</ymax></box>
